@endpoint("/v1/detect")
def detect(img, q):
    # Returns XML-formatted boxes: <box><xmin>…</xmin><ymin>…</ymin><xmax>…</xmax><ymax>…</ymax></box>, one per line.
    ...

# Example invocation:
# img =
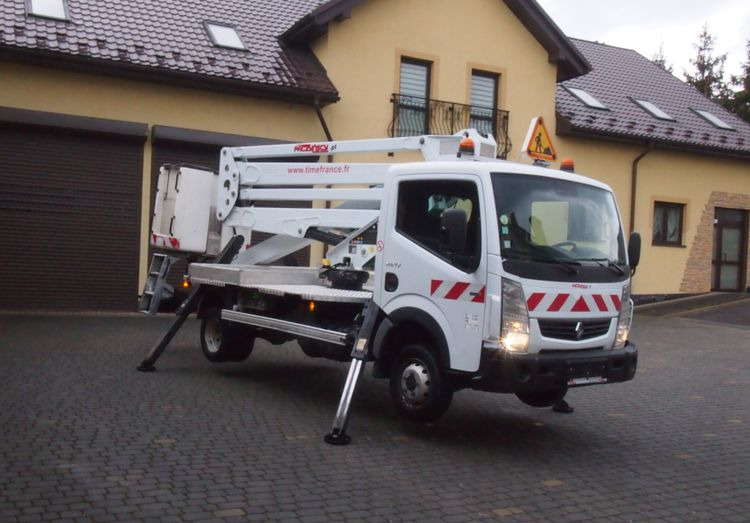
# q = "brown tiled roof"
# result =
<box><xmin>557</xmin><ymin>39</ymin><xmax>750</xmax><ymax>157</ymax></box>
<box><xmin>0</xmin><ymin>0</ymin><xmax>339</xmax><ymax>103</ymax></box>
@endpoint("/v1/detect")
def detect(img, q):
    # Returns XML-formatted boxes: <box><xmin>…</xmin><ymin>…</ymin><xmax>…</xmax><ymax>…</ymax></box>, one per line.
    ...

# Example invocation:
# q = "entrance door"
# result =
<box><xmin>712</xmin><ymin>208</ymin><xmax>749</xmax><ymax>291</ymax></box>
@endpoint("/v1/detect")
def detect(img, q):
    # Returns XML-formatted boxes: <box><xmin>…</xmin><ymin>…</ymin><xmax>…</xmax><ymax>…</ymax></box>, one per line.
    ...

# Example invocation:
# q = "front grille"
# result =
<box><xmin>538</xmin><ymin>319</ymin><xmax>611</xmax><ymax>341</ymax></box>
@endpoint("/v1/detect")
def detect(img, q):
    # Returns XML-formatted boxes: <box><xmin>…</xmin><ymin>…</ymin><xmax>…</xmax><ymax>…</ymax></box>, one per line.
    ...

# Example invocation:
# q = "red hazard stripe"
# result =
<box><xmin>548</xmin><ymin>293</ymin><xmax>570</xmax><ymax>312</ymax></box>
<box><xmin>430</xmin><ymin>279</ymin><xmax>443</xmax><ymax>296</ymax></box>
<box><xmin>527</xmin><ymin>293</ymin><xmax>545</xmax><ymax>311</ymax></box>
<box><xmin>471</xmin><ymin>286</ymin><xmax>486</xmax><ymax>304</ymax></box>
<box><xmin>592</xmin><ymin>294</ymin><xmax>608</xmax><ymax>312</ymax></box>
<box><xmin>444</xmin><ymin>282</ymin><xmax>470</xmax><ymax>300</ymax></box>
<box><xmin>610</xmin><ymin>294</ymin><xmax>621</xmax><ymax>311</ymax></box>
<box><xmin>571</xmin><ymin>296</ymin><xmax>590</xmax><ymax>312</ymax></box>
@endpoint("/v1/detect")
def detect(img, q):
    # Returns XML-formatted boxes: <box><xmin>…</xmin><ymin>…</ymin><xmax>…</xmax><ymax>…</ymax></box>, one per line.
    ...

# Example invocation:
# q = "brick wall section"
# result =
<box><xmin>680</xmin><ymin>192</ymin><xmax>750</xmax><ymax>293</ymax></box>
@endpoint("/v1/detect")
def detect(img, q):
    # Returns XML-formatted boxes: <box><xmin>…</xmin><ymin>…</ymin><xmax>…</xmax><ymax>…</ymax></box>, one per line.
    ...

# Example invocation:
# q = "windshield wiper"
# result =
<box><xmin>504</xmin><ymin>249</ymin><xmax>580</xmax><ymax>274</ymax></box>
<box><xmin>580</xmin><ymin>258</ymin><xmax>626</xmax><ymax>275</ymax></box>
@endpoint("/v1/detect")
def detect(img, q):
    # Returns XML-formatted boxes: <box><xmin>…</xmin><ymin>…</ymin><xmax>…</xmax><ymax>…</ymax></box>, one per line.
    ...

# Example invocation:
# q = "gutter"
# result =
<box><xmin>630</xmin><ymin>143</ymin><xmax>653</xmax><ymax>234</ymax></box>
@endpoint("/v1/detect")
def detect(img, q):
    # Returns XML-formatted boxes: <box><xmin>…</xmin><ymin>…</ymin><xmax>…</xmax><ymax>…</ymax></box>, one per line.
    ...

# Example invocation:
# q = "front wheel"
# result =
<box><xmin>390</xmin><ymin>344</ymin><xmax>453</xmax><ymax>422</ymax></box>
<box><xmin>515</xmin><ymin>386</ymin><xmax>568</xmax><ymax>408</ymax></box>
<box><xmin>200</xmin><ymin>308</ymin><xmax>255</xmax><ymax>363</ymax></box>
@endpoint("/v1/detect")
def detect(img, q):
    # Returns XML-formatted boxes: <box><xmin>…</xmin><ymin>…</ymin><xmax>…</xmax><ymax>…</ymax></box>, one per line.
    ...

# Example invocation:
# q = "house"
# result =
<box><xmin>1</xmin><ymin>0</ymin><xmax>747</xmax><ymax>310</ymax></box>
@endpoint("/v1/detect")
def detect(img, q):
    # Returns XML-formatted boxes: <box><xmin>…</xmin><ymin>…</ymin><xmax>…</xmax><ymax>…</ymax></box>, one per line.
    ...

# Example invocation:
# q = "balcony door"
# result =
<box><xmin>397</xmin><ymin>58</ymin><xmax>431</xmax><ymax>136</ymax></box>
<box><xmin>712</xmin><ymin>208</ymin><xmax>748</xmax><ymax>291</ymax></box>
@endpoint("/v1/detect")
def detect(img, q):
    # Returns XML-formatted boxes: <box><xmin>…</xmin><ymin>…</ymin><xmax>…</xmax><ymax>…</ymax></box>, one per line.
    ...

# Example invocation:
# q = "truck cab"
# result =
<box><xmin>370</xmin><ymin>160</ymin><xmax>637</xmax><ymax>417</ymax></box>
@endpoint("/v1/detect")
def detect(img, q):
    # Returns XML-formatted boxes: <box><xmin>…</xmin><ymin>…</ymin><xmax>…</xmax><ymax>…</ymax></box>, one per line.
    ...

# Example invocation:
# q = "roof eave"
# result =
<box><xmin>0</xmin><ymin>45</ymin><xmax>340</xmax><ymax>106</ymax></box>
<box><xmin>282</xmin><ymin>0</ymin><xmax>360</xmax><ymax>45</ymax></box>
<box><xmin>502</xmin><ymin>0</ymin><xmax>591</xmax><ymax>82</ymax></box>
<box><xmin>556</xmin><ymin>115</ymin><xmax>750</xmax><ymax>161</ymax></box>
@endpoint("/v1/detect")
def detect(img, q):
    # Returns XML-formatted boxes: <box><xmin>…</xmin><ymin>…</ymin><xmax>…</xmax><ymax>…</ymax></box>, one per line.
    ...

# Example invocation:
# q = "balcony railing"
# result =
<box><xmin>388</xmin><ymin>93</ymin><xmax>511</xmax><ymax>158</ymax></box>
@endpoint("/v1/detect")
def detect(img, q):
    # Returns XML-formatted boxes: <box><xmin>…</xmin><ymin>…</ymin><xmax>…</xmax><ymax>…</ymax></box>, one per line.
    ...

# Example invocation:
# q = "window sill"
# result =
<box><xmin>651</xmin><ymin>242</ymin><xmax>686</xmax><ymax>248</ymax></box>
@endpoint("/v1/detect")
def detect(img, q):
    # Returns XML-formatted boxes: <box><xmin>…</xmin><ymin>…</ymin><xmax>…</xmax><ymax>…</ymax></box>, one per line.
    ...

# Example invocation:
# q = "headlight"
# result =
<box><xmin>500</xmin><ymin>279</ymin><xmax>530</xmax><ymax>352</ymax></box>
<box><xmin>613</xmin><ymin>284</ymin><xmax>632</xmax><ymax>349</ymax></box>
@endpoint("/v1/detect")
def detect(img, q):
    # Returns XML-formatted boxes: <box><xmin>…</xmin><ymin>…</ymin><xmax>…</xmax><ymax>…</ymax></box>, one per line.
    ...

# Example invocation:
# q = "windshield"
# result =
<box><xmin>491</xmin><ymin>173</ymin><xmax>626</xmax><ymax>265</ymax></box>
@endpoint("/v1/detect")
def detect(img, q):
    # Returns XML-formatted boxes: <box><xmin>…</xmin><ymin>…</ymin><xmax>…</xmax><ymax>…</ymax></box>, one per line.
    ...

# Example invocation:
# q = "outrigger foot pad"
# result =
<box><xmin>324</xmin><ymin>430</ymin><xmax>351</xmax><ymax>446</ymax></box>
<box><xmin>137</xmin><ymin>363</ymin><xmax>156</xmax><ymax>372</ymax></box>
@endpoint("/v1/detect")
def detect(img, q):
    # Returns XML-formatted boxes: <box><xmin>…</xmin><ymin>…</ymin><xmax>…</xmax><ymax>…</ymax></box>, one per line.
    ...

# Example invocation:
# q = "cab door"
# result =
<box><xmin>376</xmin><ymin>174</ymin><xmax>487</xmax><ymax>372</ymax></box>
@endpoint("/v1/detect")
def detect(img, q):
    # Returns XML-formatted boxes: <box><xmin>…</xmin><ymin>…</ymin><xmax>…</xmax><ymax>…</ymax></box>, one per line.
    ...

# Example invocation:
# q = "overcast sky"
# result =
<box><xmin>536</xmin><ymin>0</ymin><xmax>750</xmax><ymax>80</ymax></box>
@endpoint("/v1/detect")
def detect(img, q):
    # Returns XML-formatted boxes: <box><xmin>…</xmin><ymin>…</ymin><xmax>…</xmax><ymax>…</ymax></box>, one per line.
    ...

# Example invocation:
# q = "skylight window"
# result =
<box><xmin>205</xmin><ymin>22</ymin><xmax>246</xmax><ymax>50</ymax></box>
<box><xmin>565</xmin><ymin>86</ymin><xmax>608</xmax><ymax>110</ymax></box>
<box><xmin>693</xmin><ymin>109</ymin><xmax>735</xmax><ymax>130</ymax></box>
<box><xmin>27</xmin><ymin>0</ymin><xmax>68</xmax><ymax>20</ymax></box>
<box><xmin>633</xmin><ymin>99</ymin><xmax>674</xmax><ymax>121</ymax></box>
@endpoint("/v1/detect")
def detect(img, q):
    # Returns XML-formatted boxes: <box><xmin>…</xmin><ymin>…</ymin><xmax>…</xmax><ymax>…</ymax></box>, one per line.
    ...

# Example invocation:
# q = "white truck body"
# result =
<box><xmin>143</xmin><ymin>129</ymin><xmax>638</xmax><ymax>440</ymax></box>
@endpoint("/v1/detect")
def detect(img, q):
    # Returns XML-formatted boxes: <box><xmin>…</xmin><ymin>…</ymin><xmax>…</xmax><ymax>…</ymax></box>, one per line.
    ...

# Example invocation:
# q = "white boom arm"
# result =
<box><xmin>150</xmin><ymin>130</ymin><xmax>497</xmax><ymax>269</ymax></box>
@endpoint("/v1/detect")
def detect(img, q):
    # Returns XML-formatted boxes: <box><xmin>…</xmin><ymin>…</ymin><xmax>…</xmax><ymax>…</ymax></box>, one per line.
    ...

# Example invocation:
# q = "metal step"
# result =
<box><xmin>221</xmin><ymin>309</ymin><xmax>348</xmax><ymax>346</ymax></box>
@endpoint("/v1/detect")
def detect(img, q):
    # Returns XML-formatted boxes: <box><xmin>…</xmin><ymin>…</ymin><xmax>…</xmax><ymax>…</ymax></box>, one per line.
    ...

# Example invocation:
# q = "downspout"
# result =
<box><xmin>314</xmin><ymin>99</ymin><xmax>334</xmax><ymax>259</ymax></box>
<box><xmin>314</xmin><ymin>99</ymin><xmax>334</xmax><ymax>144</ymax></box>
<box><xmin>629</xmin><ymin>143</ymin><xmax>653</xmax><ymax>234</ymax></box>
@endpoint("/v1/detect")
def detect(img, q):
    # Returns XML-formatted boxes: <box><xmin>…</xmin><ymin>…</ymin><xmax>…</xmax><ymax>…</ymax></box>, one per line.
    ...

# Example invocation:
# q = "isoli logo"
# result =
<box><xmin>294</xmin><ymin>143</ymin><xmax>332</xmax><ymax>153</ymax></box>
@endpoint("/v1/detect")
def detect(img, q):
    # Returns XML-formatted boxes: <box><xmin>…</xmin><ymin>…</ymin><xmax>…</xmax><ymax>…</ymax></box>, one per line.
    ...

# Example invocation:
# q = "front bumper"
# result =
<box><xmin>470</xmin><ymin>343</ymin><xmax>637</xmax><ymax>393</ymax></box>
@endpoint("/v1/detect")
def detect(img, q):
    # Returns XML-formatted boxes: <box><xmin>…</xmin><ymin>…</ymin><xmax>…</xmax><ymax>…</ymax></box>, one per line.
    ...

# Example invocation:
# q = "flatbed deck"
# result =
<box><xmin>189</xmin><ymin>263</ymin><xmax>373</xmax><ymax>303</ymax></box>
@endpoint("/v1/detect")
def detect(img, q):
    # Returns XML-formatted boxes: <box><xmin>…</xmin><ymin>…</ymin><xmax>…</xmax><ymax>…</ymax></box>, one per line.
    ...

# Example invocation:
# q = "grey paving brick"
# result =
<box><xmin>1</xmin><ymin>313</ymin><xmax>749</xmax><ymax>523</ymax></box>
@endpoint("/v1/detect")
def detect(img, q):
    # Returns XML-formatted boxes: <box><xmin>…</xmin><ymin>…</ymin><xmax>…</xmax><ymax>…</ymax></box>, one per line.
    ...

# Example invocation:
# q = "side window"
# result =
<box><xmin>396</xmin><ymin>179</ymin><xmax>481</xmax><ymax>272</ymax></box>
<box><xmin>653</xmin><ymin>201</ymin><xmax>685</xmax><ymax>246</ymax></box>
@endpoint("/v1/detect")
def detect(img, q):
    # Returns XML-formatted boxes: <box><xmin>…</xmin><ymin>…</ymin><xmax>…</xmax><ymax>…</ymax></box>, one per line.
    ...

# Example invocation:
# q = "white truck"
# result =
<box><xmin>137</xmin><ymin>129</ymin><xmax>640</xmax><ymax>445</ymax></box>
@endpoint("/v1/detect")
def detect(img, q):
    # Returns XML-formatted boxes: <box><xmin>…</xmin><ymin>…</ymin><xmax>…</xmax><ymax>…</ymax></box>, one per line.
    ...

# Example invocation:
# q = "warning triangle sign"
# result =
<box><xmin>522</xmin><ymin>116</ymin><xmax>557</xmax><ymax>162</ymax></box>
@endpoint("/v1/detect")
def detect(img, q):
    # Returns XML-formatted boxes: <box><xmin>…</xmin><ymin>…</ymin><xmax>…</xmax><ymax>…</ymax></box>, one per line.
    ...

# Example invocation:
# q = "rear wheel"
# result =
<box><xmin>200</xmin><ymin>307</ymin><xmax>255</xmax><ymax>362</ymax></box>
<box><xmin>390</xmin><ymin>344</ymin><xmax>453</xmax><ymax>422</ymax></box>
<box><xmin>516</xmin><ymin>386</ymin><xmax>567</xmax><ymax>408</ymax></box>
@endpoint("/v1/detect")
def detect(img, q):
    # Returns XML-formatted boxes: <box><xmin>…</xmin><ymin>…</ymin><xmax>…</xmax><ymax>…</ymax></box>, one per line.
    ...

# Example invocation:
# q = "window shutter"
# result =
<box><xmin>471</xmin><ymin>74</ymin><xmax>497</xmax><ymax>109</ymax></box>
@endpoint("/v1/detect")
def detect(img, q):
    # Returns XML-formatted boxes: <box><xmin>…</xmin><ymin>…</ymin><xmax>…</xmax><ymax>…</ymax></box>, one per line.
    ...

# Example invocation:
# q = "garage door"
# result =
<box><xmin>0</xmin><ymin>123</ymin><xmax>144</xmax><ymax>310</ymax></box>
<box><xmin>151</xmin><ymin>130</ymin><xmax>311</xmax><ymax>273</ymax></box>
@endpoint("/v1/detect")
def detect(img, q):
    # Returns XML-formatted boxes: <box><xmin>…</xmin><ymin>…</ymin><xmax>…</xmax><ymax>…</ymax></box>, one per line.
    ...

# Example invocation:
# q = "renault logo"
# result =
<box><xmin>574</xmin><ymin>321</ymin><xmax>585</xmax><ymax>340</ymax></box>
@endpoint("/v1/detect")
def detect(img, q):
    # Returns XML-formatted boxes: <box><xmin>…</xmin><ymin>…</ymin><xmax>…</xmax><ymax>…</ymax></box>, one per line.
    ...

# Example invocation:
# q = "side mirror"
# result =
<box><xmin>440</xmin><ymin>208</ymin><xmax>468</xmax><ymax>254</ymax></box>
<box><xmin>628</xmin><ymin>232</ymin><xmax>641</xmax><ymax>273</ymax></box>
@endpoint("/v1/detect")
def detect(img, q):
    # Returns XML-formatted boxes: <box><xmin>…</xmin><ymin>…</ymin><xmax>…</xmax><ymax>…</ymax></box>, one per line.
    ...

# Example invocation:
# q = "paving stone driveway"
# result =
<box><xmin>1</xmin><ymin>310</ymin><xmax>748</xmax><ymax>523</ymax></box>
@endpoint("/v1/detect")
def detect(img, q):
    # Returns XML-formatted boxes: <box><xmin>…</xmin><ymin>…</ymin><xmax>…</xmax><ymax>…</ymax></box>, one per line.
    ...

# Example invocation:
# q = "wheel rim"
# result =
<box><xmin>400</xmin><ymin>360</ymin><xmax>431</xmax><ymax>408</ymax></box>
<box><xmin>204</xmin><ymin>318</ymin><xmax>222</xmax><ymax>354</ymax></box>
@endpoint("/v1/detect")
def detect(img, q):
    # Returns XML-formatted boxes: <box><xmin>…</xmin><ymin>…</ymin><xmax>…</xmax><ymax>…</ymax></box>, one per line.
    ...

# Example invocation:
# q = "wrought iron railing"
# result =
<box><xmin>388</xmin><ymin>93</ymin><xmax>511</xmax><ymax>158</ymax></box>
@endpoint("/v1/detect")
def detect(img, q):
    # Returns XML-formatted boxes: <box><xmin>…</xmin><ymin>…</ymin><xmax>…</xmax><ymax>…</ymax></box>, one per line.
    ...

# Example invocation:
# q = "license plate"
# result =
<box><xmin>568</xmin><ymin>376</ymin><xmax>607</xmax><ymax>386</ymax></box>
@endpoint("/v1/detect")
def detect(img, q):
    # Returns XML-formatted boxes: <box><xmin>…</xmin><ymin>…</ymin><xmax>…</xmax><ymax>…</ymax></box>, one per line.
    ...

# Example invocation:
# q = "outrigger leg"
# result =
<box><xmin>325</xmin><ymin>301</ymin><xmax>379</xmax><ymax>445</ymax></box>
<box><xmin>136</xmin><ymin>235</ymin><xmax>245</xmax><ymax>372</ymax></box>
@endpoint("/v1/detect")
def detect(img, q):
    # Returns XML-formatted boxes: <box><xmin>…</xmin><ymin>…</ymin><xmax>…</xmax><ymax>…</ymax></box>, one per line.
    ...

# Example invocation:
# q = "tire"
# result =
<box><xmin>200</xmin><ymin>308</ymin><xmax>255</xmax><ymax>363</ymax></box>
<box><xmin>516</xmin><ymin>386</ymin><xmax>568</xmax><ymax>408</ymax></box>
<box><xmin>390</xmin><ymin>343</ymin><xmax>453</xmax><ymax>422</ymax></box>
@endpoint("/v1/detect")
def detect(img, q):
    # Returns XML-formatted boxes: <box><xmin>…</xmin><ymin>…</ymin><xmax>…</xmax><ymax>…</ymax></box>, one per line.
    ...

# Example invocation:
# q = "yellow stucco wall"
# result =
<box><xmin>632</xmin><ymin>149</ymin><xmax>749</xmax><ymax>294</ymax></box>
<box><xmin>0</xmin><ymin>61</ymin><xmax>323</xmax><ymax>288</ymax></box>
<box><xmin>312</xmin><ymin>0</ymin><xmax>558</xmax><ymax>163</ymax></box>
